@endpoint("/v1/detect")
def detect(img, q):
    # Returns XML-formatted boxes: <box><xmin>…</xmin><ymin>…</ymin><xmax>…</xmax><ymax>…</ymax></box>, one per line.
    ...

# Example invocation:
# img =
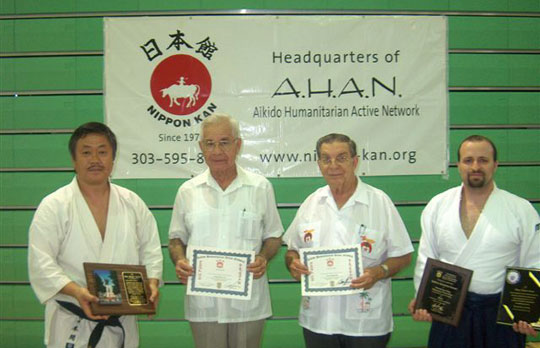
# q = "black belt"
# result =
<box><xmin>56</xmin><ymin>300</ymin><xmax>125</xmax><ymax>348</ymax></box>
<box><xmin>464</xmin><ymin>291</ymin><xmax>501</xmax><ymax>310</ymax></box>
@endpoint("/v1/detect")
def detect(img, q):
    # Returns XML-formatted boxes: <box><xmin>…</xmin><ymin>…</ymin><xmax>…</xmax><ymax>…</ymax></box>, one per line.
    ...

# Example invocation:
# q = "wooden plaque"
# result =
<box><xmin>415</xmin><ymin>258</ymin><xmax>473</xmax><ymax>327</ymax></box>
<box><xmin>497</xmin><ymin>267</ymin><xmax>540</xmax><ymax>331</ymax></box>
<box><xmin>83</xmin><ymin>262</ymin><xmax>155</xmax><ymax>315</ymax></box>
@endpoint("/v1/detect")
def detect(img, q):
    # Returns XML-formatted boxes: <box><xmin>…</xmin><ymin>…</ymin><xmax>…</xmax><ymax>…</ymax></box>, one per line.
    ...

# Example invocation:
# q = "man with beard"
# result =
<box><xmin>408</xmin><ymin>135</ymin><xmax>539</xmax><ymax>348</ymax></box>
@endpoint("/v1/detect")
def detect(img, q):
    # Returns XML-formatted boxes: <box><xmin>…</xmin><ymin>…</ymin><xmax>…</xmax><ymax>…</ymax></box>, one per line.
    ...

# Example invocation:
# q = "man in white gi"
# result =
<box><xmin>28</xmin><ymin>122</ymin><xmax>163</xmax><ymax>348</ymax></box>
<box><xmin>408</xmin><ymin>135</ymin><xmax>540</xmax><ymax>347</ymax></box>
<box><xmin>284</xmin><ymin>133</ymin><xmax>413</xmax><ymax>348</ymax></box>
<box><xmin>168</xmin><ymin>113</ymin><xmax>283</xmax><ymax>348</ymax></box>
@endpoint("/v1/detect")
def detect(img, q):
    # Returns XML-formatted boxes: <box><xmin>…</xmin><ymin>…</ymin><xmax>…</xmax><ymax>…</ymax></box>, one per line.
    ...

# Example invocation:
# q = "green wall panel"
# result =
<box><xmin>2</xmin><ymin>129</ymin><xmax>538</xmax><ymax>168</ymax></box>
<box><xmin>266</xmin><ymin>246</ymin><xmax>292</xmax><ymax>280</ymax></box>
<box><xmin>0</xmin><ymin>204</ymin><xmax>429</xmax><ymax>245</ymax></box>
<box><xmin>153</xmin><ymin>209</ymin><xmax>173</xmax><ymax>243</ymax></box>
<box><xmin>0</xmin><ymin>95</ymin><xmax>104</xmax><ymax>130</ymax></box>
<box><xmin>448</xmin><ymin>17</ymin><xmax>540</xmax><ymax>50</ymax></box>
<box><xmin>389</xmin><ymin>316</ymin><xmax>432</xmax><ymax>347</ymax></box>
<box><xmin>0</xmin><ymin>172</ymin><xmax>76</xmax><ymax>206</ymax></box>
<box><xmin>2</xmin><ymin>0</ymin><xmax>539</xmax><ymax>15</ymax></box>
<box><xmin>0</xmin><ymin>248</ymin><xmax>28</xmax><ymax>281</ymax></box>
<box><xmin>0</xmin><ymin>280</ymin><xmax>421</xmax><ymax>321</ymax></box>
<box><xmin>0</xmin><ymin>244</ymin><xmax>420</xmax><ymax>283</ymax></box>
<box><xmin>2</xmin><ymin>54</ymin><xmax>539</xmax><ymax>92</ymax></box>
<box><xmin>2</xmin><ymin>17</ymin><xmax>539</xmax><ymax>53</ymax></box>
<box><xmin>449</xmin><ymin>92</ymin><xmax>540</xmax><ymax>125</ymax></box>
<box><xmin>449</xmin><ymin>54</ymin><xmax>540</xmax><ymax>87</ymax></box>
<box><xmin>0</xmin><ymin>210</ymin><xmax>35</xmax><ymax>244</ymax></box>
<box><xmin>138</xmin><ymin>320</ymin><xmax>195</xmax><ymax>348</ymax></box>
<box><xmin>1</xmin><ymin>92</ymin><xmax>539</xmax><ymax>130</ymax></box>
<box><xmin>0</xmin><ymin>316</ymin><xmax>440</xmax><ymax>348</ymax></box>
<box><xmin>0</xmin><ymin>57</ymin><xmax>102</xmax><ymax>91</ymax></box>
<box><xmin>0</xmin><ymin>320</ymin><xmax>44</xmax><ymax>348</ymax></box>
<box><xmin>1</xmin><ymin>288</ymin><xmax>538</xmax><ymax>346</ymax></box>
<box><xmin>0</xmin><ymin>134</ymin><xmax>72</xmax><ymax>167</ymax></box>
<box><xmin>0</xmin><ymin>285</ymin><xmax>41</xmax><ymax>318</ymax></box>
<box><xmin>2</xmin><ymin>166</ymin><xmax>539</xmax><ymax>207</ymax></box>
<box><xmin>0</xmin><ymin>18</ymin><xmax>103</xmax><ymax>53</ymax></box>
<box><xmin>392</xmin><ymin>280</ymin><xmax>416</xmax><ymax>315</ymax></box>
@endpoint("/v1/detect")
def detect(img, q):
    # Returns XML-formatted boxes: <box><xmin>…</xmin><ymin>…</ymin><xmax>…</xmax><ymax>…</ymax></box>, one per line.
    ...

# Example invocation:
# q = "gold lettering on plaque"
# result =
<box><xmin>122</xmin><ymin>272</ymin><xmax>148</xmax><ymax>306</ymax></box>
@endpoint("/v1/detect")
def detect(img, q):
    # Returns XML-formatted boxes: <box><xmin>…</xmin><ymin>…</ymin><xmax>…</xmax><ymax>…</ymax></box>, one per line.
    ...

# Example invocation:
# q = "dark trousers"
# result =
<box><xmin>303</xmin><ymin>328</ymin><xmax>391</xmax><ymax>348</ymax></box>
<box><xmin>428</xmin><ymin>292</ymin><xmax>526</xmax><ymax>348</ymax></box>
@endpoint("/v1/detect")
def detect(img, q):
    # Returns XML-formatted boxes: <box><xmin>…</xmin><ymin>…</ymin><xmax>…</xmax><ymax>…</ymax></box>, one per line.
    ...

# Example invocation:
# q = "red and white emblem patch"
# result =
<box><xmin>150</xmin><ymin>54</ymin><xmax>212</xmax><ymax>115</ymax></box>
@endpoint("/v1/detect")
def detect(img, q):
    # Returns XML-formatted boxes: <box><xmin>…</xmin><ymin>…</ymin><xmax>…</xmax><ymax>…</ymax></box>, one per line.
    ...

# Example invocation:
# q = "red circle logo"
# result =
<box><xmin>150</xmin><ymin>54</ymin><xmax>211</xmax><ymax>116</ymax></box>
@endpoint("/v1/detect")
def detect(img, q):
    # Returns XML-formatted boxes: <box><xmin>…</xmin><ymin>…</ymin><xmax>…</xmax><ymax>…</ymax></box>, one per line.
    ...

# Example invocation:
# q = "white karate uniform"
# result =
<box><xmin>28</xmin><ymin>178</ymin><xmax>163</xmax><ymax>348</ymax></box>
<box><xmin>284</xmin><ymin>179</ymin><xmax>414</xmax><ymax>336</ymax></box>
<box><xmin>169</xmin><ymin>166</ymin><xmax>283</xmax><ymax>323</ymax></box>
<box><xmin>414</xmin><ymin>185</ymin><xmax>540</xmax><ymax>294</ymax></box>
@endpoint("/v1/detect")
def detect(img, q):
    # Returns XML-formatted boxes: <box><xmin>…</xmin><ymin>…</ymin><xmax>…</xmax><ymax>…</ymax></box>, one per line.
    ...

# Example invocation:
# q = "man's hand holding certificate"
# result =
<box><xmin>299</xmin><ymin>245</ymin><xmax>363</xmax><ymax>296</ymax></box>
<box><xmin>186</xmin><ymin>247</ymin><xmax>255</xmax><ymax>300</ymax></box>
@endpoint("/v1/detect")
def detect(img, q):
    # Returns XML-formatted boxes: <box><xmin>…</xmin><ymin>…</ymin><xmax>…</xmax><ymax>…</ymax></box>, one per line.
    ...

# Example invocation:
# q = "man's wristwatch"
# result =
<box><xmin>380</xmin><ymin>263</ymin><xmax>390</xmax><ymax>278</ymax></box>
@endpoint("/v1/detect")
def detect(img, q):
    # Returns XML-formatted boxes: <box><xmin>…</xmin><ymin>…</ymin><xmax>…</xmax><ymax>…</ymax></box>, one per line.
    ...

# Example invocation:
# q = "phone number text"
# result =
<box><xmin>131</xmin><ymin>152</ymin><xmax>205</xmax><ymax>165</ymax></box>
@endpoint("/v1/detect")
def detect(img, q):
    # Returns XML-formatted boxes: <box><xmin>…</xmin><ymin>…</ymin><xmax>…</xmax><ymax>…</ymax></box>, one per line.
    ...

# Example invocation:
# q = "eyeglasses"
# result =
<box><xmin>201</xmin><ymin>139</ymin><xmax>237</xmax><ymax>151</ymax></box>
<box><xmin>318</xmin><ymin>154</ymin><xmax>353</xmax><ymax>166</ymax></box>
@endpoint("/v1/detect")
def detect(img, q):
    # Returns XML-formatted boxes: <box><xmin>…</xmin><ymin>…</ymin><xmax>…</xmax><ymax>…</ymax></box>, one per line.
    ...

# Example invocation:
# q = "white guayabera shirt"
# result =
<box><xmin>284</xmin><ymin>179</ymin><xmax>413</xmax><ymax>336</ymax></box>
<box><xmin>169</xmin><ymin>166</ymin><xmax>283</xmax><ymax>323</ymax></box>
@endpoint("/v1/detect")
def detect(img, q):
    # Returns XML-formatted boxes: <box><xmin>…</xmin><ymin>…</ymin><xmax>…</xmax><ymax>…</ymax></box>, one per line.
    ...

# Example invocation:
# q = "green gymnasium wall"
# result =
<box><xmin>1</xmin><ymin>1</ymin><xmax>539</xmax><ymax>347</ymax></box>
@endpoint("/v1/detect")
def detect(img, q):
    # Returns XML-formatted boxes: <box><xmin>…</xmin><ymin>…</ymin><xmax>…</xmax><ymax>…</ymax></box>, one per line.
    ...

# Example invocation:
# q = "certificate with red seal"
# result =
<box><xmin>299</xmin><ymin>245</ymin><xmax>363</xmax><ymax>296</ymax></box>
<box><xmin>187</xmin><ymin>247</ymin><xmax>255</xmax><ymax>300</ymax></box>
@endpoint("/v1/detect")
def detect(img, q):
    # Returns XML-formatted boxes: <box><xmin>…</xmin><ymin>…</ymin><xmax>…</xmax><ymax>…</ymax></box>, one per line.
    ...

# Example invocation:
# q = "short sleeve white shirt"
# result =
<box><xmin>169</xmin><ymin>166</ymin><xmax>283</xmax><ymax>323</ymax></box>
<box><xmin>284</xmin><ymin>179</ymin><xmax>413</xmax><ymax>336</ymax></box>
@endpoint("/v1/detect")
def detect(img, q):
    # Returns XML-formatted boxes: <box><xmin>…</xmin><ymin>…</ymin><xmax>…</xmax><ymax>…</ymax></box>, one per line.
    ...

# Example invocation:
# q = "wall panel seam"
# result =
<box><xmin>2</xmin><ymin>125</ymin><xmax>540</xmax><ymax>134</ymax></box>
<box><xmin>1</xmin><ymin>198</ymin><xmax>540</xmax><ymax>211</ymax></box>
<box><xmin>3</xmin><ymin>87</ymin><xmax>540</xmax><ymax>97</ymax></box>
<box><xmin>2</xmin><ymin>10</ymin><xmax>540</xmax><ymax>20</ymax></box>
<box><xmin>3</xmin><ymin>49</ymin><xmax>539</xmax><ymax>58</ymax></box>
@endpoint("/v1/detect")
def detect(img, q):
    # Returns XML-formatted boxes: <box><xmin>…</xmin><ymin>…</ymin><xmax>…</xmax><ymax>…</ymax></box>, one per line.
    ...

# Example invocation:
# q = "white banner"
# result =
<box><xmin>105</xmin><ymin>16</ymin><xmax>448</xmax><ymax>178</ymax></box>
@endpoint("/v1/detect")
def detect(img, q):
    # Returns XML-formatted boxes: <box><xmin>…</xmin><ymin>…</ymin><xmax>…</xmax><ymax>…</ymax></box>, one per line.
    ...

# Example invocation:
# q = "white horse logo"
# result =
<box><xmin>160</xmin><ymin>77</ymin><xmax>200</xmax><ymax>108</ymax></box>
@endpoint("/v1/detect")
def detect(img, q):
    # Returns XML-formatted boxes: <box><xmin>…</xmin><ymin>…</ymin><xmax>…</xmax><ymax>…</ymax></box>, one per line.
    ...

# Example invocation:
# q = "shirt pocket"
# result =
<box><xmin>297</xmin><ymin>221</ymin><xmax>321</xmax><ymax>248</ymax></box>
<box><xmin>359</xmin><ymin>227</ymin><xmax>385</xmax><ymax>265</ymax></box>
<box><xmin>345</xmin><ymin>289</ymin><xmax>383</xmax><ymax>320</ymax></box>
<box><xmin>300</xmin><ymin>296</ymin><xmax>321</xmax><ymax>318</ymax></box>
<box><xmin>237</xmin><ymin>211</ymin><xmax>263</xmax><ymax>250</ymax></box>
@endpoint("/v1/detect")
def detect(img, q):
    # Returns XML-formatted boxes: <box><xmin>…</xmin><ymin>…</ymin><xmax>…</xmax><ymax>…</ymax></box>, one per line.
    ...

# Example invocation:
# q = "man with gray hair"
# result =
<box><xmin>168</xmin><ymin>113</ymin><xmax>283</xmax><ymax>348</ymax></box>
<box><xmin>284</xmin><ymin>133</ymin><xmax>413</xmax><ymax>348</ymax></box>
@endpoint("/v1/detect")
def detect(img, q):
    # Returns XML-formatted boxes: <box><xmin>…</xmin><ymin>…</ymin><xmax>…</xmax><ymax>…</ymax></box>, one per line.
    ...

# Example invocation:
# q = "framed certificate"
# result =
<box><xmin>83</xmin><ymin>262</ymin><xmax>155</xmax><ymax>315</ymax></box>
<box><xmin>415</xmin><ymin>258</ymin><xmax>473</xmax><ymax>327</ymax></box>
<box><xmin>497</xmin><ymin>267</ymin><xmax>540</xmax><ymax>331</ymax></box>
<box><xmin>187</xmin><ymin>247</ymin><xmax>255</xmax><ymax>300</ymax></box>
<box><xmin>299</xmin><ymin>245</ymin><xmax>363</xmax><ymax>296</ymax></box>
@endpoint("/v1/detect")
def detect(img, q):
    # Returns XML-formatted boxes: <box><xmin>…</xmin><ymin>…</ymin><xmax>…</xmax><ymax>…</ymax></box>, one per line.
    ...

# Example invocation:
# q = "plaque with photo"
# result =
<box><xmin>497</xmin><ymin>267</ymin><xmax>540</xmax><ymax>331</ymax></box>
<box><xmin>415</xmin><ymin>258</ymin><xmax>473</xmax><ymax>327</ymax></box>
<box><xmin>83</xmin><ymin>263</ymin><xmax>155</xmax><ymax>315</ymax></box>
